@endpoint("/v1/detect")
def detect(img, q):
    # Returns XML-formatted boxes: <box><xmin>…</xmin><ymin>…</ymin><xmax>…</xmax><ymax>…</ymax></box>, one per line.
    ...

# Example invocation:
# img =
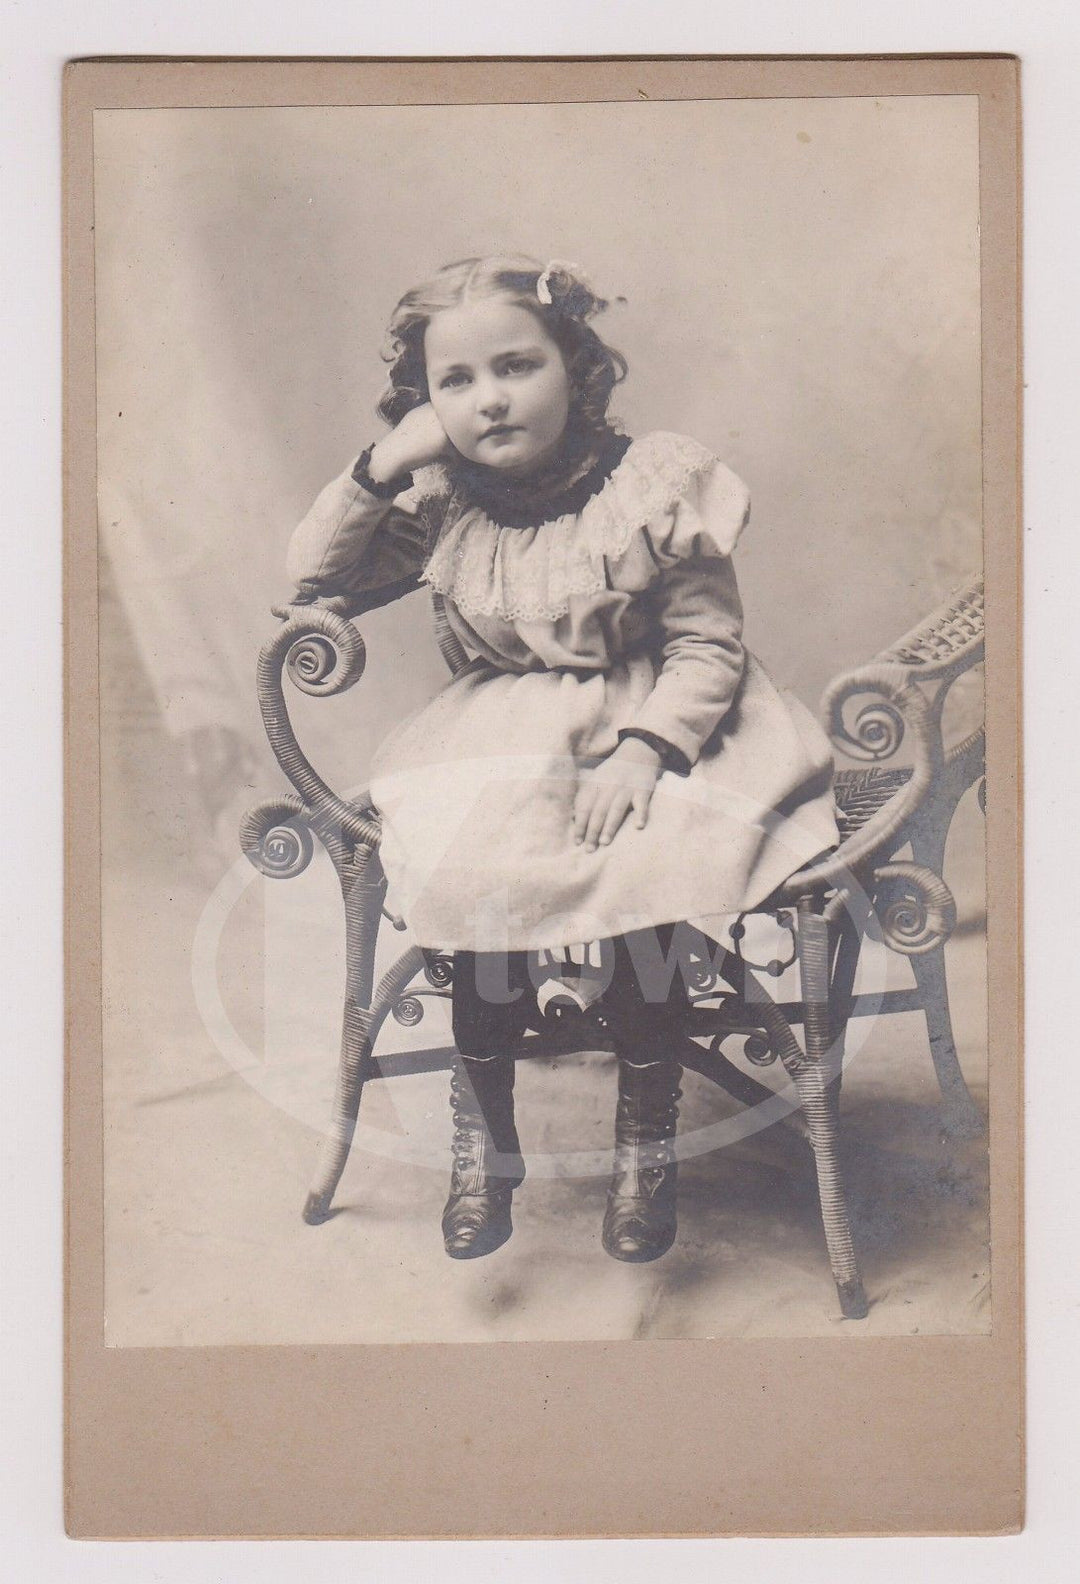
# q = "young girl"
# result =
<box><xmin>286</xmin><ymin>255</ymin><xmax>838</xmax><ymax>1265</ymax></box>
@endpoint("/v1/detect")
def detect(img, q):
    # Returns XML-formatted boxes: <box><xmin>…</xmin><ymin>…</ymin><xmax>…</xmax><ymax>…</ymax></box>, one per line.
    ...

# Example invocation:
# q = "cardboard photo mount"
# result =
<box><xmin>64</xmin><ymin>55</ymin><xmax>1021</xmax><ymax>1538</ymax></box>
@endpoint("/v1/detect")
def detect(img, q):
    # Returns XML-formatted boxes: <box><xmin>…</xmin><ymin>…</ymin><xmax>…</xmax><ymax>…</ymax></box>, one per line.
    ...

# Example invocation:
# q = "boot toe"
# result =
<box><xmin>602</xmin><ymin>1205</ymin><xmax>677</xmax><ymax>1263</ymax></box>
<box><xmin>442</xmin><ymin>1193</ymin><xmax>513</xmax><ymax>1259</ymax></box>
<box><xmin>604</xmin><ymin>1056</ymin><xmax>683</xmax><ymax>1263</ymax></box>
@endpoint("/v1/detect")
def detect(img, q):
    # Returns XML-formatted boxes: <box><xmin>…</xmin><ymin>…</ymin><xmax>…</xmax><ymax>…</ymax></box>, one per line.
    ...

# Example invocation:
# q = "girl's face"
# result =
<box><xmin>424</xmin><ymin>298</ymin><xmax>572</xmax><ymax>475</ymax></box>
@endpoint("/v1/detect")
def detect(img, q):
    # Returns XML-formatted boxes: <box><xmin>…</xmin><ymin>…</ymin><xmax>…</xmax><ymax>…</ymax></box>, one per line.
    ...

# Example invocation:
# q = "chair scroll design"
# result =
<box><xmin>242</xmin><ymin>575</ymin><xmax>986</xmax><ymax>1321</ymax></box>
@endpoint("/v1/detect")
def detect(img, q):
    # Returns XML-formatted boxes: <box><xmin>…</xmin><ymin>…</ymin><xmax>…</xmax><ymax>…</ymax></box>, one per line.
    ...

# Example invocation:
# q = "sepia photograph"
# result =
<box><xmin>89</xmin><ymin>87</ymin><xmax>993</xmax><ymax>1349</ymax></box>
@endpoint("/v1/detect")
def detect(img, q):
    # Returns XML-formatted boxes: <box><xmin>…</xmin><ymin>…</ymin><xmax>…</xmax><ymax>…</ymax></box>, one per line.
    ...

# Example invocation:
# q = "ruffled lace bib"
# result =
<box><xmin>415</xmin><ymin>431</ymin><xmax>743</xmax><ymax>624</ymax></box>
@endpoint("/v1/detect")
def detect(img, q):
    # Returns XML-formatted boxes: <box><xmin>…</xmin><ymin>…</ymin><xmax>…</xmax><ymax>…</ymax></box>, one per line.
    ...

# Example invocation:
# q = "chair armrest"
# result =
<box><xmin>875</xmin><ymin>573</ymin><xmax>984</xmax><ymax>680</ymax></box>
<box><xmin>775</xmin><ymin>574</ymin><xmax>983</xmax><ymax>901</ymax></box>
<box><xmin>774</xmin><ymin>662</ymin><xmax>943</xmax><ymax>899</ymax></box>
<box><xmin>287</xmin><ymin>584</ymin><xmax>470</xmax><ymax>678</ymax></box>
<box><xmin>282</xmin><ymin>572</ymin><xmax>425</xmax><ymax>622</ymax></box>
<box><xmin>255</xmin><ymin>602</ymin><xmax>380</xmax><ymax>850</ymax></box>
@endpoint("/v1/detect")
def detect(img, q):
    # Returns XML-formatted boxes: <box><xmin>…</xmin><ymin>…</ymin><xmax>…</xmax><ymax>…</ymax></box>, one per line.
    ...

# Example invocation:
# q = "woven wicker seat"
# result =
<box><xmin>832</xmin><ymin>766</ymin><xmax>915</xmax><ymax>842</ymax></box>
<box><xmin>243</xmin><ymin>572</ymin><xmax>985</xmax><ymax>1321</ymax></box>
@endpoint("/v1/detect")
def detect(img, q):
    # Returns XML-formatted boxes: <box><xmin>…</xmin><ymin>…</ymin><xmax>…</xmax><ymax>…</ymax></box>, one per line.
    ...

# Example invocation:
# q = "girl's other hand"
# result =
<box><xmin>572</xmin><ymin>738</ymin><xmax>662</xmax><ymax>853</ymax></box>
<box><xmin>368</xmin><ymin>403</ymin><xmax>452</xmax><ymax>482</ymax></box>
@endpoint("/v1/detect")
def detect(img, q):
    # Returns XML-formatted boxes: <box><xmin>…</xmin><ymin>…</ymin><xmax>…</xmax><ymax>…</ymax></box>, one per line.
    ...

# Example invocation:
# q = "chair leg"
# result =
<box><xmin>826</xmin><ymin>911</ymin><xmax>863</xmax><ymax>1105</ymax></box>
<box><xmin>906</xmin><ymin>811</ymin><xmax>985</xmax><ymax>1138</ymax></box>
<box><xmin>910</xmin><ymin>945</ymin><xmax>984</xmax><ymax>1137</ymax></box>
<box><xmin>795</xmin><ymin>898</ymin><xmax>868</xmax><ymax>1319</ymax></box>
<box><xmin>303</xmin><ymin>846</ymin><xmax>398</xmax><ymax>1224</ymax></box>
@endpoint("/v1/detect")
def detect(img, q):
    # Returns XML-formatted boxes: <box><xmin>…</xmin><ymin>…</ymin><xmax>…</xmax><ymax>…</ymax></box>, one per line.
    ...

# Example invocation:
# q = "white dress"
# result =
<box><xmin>287</xmin><ymin>430</ymin><xmax>839</xmax><ymax>952</ymax></box>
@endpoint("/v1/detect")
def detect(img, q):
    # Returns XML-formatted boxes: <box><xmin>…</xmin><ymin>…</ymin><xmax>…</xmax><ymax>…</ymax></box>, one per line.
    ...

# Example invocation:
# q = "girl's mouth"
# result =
<box><xmin>480</xmin><ymin>424</ymin><xmax>521</xmax><ymax>439</ymax></box>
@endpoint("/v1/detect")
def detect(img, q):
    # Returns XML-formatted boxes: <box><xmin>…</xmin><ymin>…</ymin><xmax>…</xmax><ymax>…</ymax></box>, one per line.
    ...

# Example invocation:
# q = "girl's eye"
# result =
<box><xmin>438</xmin><ymin>371</ymin><xmax>471</xmax><ymax>390</ymax></box>
<box><xmin>503</xmin><ymin>357</ymin><xmax>538</xmax><ymax>375</ymax></box>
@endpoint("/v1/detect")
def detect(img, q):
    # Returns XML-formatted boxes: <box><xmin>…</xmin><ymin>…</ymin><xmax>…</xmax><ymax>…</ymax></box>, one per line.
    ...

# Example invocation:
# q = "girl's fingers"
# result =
<box><xmin>589</xmin><ymin>789</ymin><xmax>629</xmax><ymax>849</ymax></box>
<box><xmin>574</xmin><ymin>780</ymin><xmax>613</xmax><ymax>847</ymax></box>
<box><xmin>631</xmin><ymin>788</ymin><xmax>653</xmax><ymax>830</ymax></box>
<box><xmin>572</xmin><ymin>783</ymin><xmax>594</xmax><ymax>843</ymax></box>
<box><xmin>597</xmin><ymin>792</ymin><xmax>634</xmax><ymax>848</ymax></box>
<box><xmin>583</xmin><ymin>788</ymin><xmax>616</xmax><ymax>851</ymax></box>
<box><xmin>581</xmin><ymin>795</ymin><xmax>604</xmax><ymax>850</ymax></box>
<box><xmin>574</xmin><ymin>780</ymin><xmax>653</xmax><ymax>849</ymax></box>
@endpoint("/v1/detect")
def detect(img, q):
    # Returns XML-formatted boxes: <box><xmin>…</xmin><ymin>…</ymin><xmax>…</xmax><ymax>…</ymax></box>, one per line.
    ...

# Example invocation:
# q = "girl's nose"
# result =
<box><xmin>476</xmin><ymin>379</ymin><xmax>509</xmax><ymax>417</ymax></box>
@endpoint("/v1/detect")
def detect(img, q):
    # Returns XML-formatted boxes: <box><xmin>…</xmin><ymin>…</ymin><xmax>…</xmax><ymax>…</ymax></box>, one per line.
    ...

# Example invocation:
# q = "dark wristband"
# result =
<box><xmin>351</xmin><ymin>443</ymin><xmax>415</xmax><ymax>500</ymax></box>
<box><xmin>617</xmin><ymin>728</ymin><xmax>692</xmax><ymax>777</ymax></box>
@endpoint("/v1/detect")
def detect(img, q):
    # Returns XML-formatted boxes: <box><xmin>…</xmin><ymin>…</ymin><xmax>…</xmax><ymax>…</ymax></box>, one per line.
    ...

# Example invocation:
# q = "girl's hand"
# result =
<box><xmin>572</xmin><ymin>738</ymin><xmax>662</xmax><ymax>853</ymax></box>
<box><xmin>368</xmin><ymin>403</ymin><xmax>452</xmax><ymax>482</ymax></box>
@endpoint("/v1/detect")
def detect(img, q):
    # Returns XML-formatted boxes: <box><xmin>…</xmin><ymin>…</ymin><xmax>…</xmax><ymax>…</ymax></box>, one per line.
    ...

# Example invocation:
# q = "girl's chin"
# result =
<box><xmin>483</xmin><ymin>455</ymin><xmax>537</xmax><ymax>475</ymax></box>
<box><xmin>473</xmin><ymin>439</ymin><xmax>561</xmax><ymax>477</ymax></box>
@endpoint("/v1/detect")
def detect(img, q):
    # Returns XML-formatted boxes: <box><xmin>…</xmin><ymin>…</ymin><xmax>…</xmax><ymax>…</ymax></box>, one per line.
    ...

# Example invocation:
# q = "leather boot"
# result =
<box><xmin>442</xmin><ymin>1055</ymin><xmax>526</xmax><ymax>1259</ymax></box>
<box><xmin>602</xmin><ymin>1056</ymin><xmax>683</xmax><ymax>1263</ymax></box>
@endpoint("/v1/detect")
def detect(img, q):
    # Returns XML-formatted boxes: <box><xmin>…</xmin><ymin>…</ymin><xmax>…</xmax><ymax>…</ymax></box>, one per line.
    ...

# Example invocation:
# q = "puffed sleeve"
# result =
<box><xmin>619</xmin><ymin>454</ymin><xmax>749</xmax><ymax>769</ymax></box>
<box><xmin>285</xmin><ymin>457</ymin><xmax>440</xmax><ymax>610</ymax></box>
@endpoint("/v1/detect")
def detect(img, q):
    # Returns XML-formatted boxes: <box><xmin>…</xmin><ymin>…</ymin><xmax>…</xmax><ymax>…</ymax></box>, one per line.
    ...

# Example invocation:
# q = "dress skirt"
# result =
<box><xmin>368</xmin><ymin>650</ymin><xmax>838</xmax><ymax>953</ymax></box>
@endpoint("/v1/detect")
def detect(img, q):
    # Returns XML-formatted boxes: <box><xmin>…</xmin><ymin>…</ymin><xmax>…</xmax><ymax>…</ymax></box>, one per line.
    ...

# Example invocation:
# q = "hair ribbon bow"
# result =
<box><xmin>536</xmin><ymin>260</ymin><xmax>590</xmax><ymax>305</ymax></box>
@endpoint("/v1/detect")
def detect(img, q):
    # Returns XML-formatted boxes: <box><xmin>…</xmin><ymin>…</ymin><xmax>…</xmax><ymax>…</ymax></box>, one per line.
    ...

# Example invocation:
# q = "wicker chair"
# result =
<box><xmin>241</xmin><ymin>573</ymin><xmax>985</xmax><ymax>1320</ymax></box>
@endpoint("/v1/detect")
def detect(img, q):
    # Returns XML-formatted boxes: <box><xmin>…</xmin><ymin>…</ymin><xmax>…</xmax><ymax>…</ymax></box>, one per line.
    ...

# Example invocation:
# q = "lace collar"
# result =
<box><xmin>418</xmin><ymin>431</ymin><xmax>739</xmax><ymax>624</ymax></box>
